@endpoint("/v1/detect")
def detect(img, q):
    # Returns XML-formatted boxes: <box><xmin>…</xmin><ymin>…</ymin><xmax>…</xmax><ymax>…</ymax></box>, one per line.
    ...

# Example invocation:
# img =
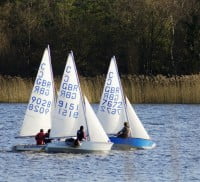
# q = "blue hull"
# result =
<box><xmin>109</xmin><ymin>137</ymin><xmax>156</xmax><ymax>149</ymax></box>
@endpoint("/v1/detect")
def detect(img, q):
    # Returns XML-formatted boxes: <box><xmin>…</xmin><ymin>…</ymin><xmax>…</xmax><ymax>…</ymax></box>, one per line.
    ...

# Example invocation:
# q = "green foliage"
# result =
<box><xmin>0</xmin><ymin>0</ymin><xmax>199</xmax><ymax>76</ymax></box>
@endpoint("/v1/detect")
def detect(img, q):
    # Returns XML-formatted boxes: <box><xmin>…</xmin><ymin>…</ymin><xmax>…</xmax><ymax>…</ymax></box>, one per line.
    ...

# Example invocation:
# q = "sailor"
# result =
<box><xmin>117</xmin><ymin>122</ymin><xmax>131</xmax><ymax>138</ymax></box>
<box><xmin>77</xmin><ymin>125</ymin><xmax>86</xmax><ymax>141</ymax></box>
<box><xmin>44</xmin><ymin>129</ymin><xmax>52</xmax><ymax>144</ymax></box>
<box><xmin>35</xmin><ymin>129</ymin><xmax>45</xmax><ymax>145</ymax></box>
<box><xmin>74</xmin><ymin>126</ymin><xmax>86</xmax><ymax>146</ymax></box>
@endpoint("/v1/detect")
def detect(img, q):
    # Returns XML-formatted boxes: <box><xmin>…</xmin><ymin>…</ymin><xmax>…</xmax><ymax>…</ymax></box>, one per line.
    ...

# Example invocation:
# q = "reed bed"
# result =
<box><xmin>0</xmin><ymin>76</ymin><xmax>33</xmax><ymax>103</ymax></box>
<box><xmin>1</xmin><ymin>74</ymin><xmax>200</xmax><ymax>103</ymax></box>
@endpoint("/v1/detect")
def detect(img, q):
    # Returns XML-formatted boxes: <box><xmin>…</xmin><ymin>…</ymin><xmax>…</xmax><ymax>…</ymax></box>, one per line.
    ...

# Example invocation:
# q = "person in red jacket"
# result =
<box><xmin>35</xmin><ymin>129</ymin><xmax>45</xmax><ymax>145</ymax></box>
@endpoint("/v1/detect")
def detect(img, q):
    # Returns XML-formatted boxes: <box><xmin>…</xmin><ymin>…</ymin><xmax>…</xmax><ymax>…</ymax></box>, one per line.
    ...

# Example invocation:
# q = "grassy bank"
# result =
<box><xmin>0</xmin><ymin>75</ymin><xmax>200</xmax><ymax>103</ymax></box>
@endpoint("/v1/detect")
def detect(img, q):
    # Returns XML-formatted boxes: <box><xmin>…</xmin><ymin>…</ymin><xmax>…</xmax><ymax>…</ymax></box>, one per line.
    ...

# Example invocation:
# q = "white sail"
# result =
<box><xmin>84</xmin><ymin>96</ymin><xmax>110</xmax><ymax>143</ymax></box>
<box><xmin>97</xmin><ymin>57</ymin><xmax>126</xmax><ymax>134</ymax></box>
<box><xmin>126</xmin><ymin>97</ymin><xmax>150</xmax><ymax>139</ymax></box>
<box><xmin>97</xmin><ymin>56</ymin><xmax>151</xmax><ymax>139</ymax></box>
<box><xmin>20</xmin><ymin>46</ymin><xmax>55</xmax><ymax>136</ymax></box>
<box><xmin>50</xmin><ymin>53</ymin><xmax>86</xmax><ymax>138</ymax></box>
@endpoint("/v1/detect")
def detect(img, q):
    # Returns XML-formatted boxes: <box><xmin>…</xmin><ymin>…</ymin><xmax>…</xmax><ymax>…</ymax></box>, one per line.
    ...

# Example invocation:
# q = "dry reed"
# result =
<box><xmin>1</xmin><ymin>74</ymin><xmax>200</xmax><ymax>103</ymax></box>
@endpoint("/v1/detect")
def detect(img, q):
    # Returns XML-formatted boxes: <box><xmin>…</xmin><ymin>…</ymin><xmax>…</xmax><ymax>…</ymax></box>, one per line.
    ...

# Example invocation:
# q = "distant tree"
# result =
<box><xmin>0</xmin><ymin>0</ymin><xmax>199</xmax><ymax>76</ymax></box>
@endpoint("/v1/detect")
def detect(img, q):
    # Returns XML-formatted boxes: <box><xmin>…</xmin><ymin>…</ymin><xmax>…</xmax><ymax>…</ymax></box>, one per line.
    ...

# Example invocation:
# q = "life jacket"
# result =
<box><xmin>44</xmin><ymin>132</ymin><xmax>49</xmax><ymax>138</ymax></box>
<box><xmin>118</xmin><ymin>126</ymin><xmax>131</xmax><ymax>138</ymax></box>
<box><xmin>35</xmin><ymin>132</ymin><xmax>45</xmax><ymax>145</ymax></box>
<box><xmin>44</xmin><ymin>132</ymin><xmax>52</xmax><ymax>144</ymax></box>
<box><xmin>77</xmin><ymin>130</ymin><xmax>85</xmax><ymax>141</ymax></box>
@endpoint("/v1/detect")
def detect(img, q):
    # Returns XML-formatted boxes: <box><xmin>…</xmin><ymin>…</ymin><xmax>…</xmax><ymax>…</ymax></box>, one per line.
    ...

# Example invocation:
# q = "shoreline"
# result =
<box><xmin>1</xmin><ymin>74</ymin><xmax>200</xmax><ymax>103</ymax></box>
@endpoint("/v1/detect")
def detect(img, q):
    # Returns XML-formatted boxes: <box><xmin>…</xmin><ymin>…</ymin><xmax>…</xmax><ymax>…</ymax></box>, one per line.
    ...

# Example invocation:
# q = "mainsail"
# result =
<box><xmin>20</xmin><ymin>46</ymin><xmax>55</xmax><ymax>136</ymax></box>
<box><xmin>50</xmin><ymin>53</ymin><xmax>85</xmax><ymax>138</ymax></box>
<box><xmin>97</xmin><ymin>56</ymin><xmax>126</xmax><ymax>134</ymax></box>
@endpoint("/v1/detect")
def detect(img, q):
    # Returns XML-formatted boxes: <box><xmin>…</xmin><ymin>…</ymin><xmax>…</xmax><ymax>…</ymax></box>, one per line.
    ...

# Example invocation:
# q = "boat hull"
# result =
<box><xmin>13</xmin><ymin>144</ymin><xmax>46</xmax><ymax>152</ymax></box>
<box><xmin>109</xmin><ymin>137</ymin><xmax>156</xmax><ymax>150</ymax></box>
<box><xmin>45</xmin><ymin>141</ymin><xmax>113</xmax><ymax>153</ymax></box>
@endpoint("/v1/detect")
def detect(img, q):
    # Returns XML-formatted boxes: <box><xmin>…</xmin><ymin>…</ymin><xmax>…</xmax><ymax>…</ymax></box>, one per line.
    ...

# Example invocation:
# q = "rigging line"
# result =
<box><xmin>47</xmin><ymin>45</ymin><xmax>56</xmax><ymax>108</ymax></box>
<box><xmin>70</xmin><ymin>51</ymin><xmax>90</xmax><ymax>141</ymax></box>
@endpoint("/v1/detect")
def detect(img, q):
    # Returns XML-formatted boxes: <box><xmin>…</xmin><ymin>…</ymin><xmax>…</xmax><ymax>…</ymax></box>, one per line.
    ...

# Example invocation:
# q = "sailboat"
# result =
<box><xmin>13</xmin><ymin>45</ymin><xmax>55</xmax><ymax>152</ymax></box>
<box><xmin>45</xmin><ymin>52</ymin><xmax>113</xmax><ymax>153</ymax></box>
<box><xmin>97</xmin><ymin>56</ymin><xmax>156</xmax><ymax>149</ymax></box>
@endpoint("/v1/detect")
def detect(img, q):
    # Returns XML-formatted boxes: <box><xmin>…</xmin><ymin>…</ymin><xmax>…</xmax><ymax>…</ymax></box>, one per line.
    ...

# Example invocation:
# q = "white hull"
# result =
<box><xmin>45</xmin><ymin>141</ymin><xmax>113</xmax><ymax>153</ymax></box>
<box><xmin>13</xmin><ymin>144</ymin><xmax>46</xmax><ymax>152</ymax></box>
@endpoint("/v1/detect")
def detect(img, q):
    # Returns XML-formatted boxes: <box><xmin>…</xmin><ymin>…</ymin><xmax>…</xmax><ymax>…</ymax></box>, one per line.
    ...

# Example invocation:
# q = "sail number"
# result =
<box><xmin>100</xmin><ymin>91</ymin><xmax>123</xmax><ymax>114</ymax></box>
<box><xmin>57</xmin><ymin>66</ymin><xmax>79</xmax><ymax>118</ymax></box>
<box><xmin>33</xmin><ymin>63</ymin><xmax>52</xmax><ymax>96</ymax></box>
<box><xmin>57</xmin><ymin>100</ymin><xmax>79</xmax><ymax>118</ymax></box>
<box><xmin>100</xmin><ymin>72</ymin><xmax>122</xmax><ymax>114</ymax></box>
<box><xmin>28</xmin><ymin>96</ymin><xmax>51</xmax><ymax>114</ymax></box>
<box><xmin>100</xmin><ymin>101</ymin><xmax>122</xmax><ymax>114</ymax></box>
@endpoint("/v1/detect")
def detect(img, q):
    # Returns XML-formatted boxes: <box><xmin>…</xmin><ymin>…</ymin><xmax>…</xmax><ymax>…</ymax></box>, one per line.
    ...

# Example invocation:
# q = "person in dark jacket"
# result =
<box><xmin>117</xmin><ymin>122</ymin><xmax>131</xmax><ymax>138</ymax></box>
<box><xmin>35</xmin><ymin>129</ymin><xmax>45</xmax><ymax>145</ymax></box>
<box><xmin>44</xmin><ymin>129</ymin><xmax>52</xmax><ymax>144</ymax></box>
<box><xmin>77</xmin><ymin>126</ymin><xmax>86</xmax><ymax>141</ymax></box>
<box><xmin>74</xmin><ymin>126</ymin><xmax>86</xmax><ymax>146</ymax></box>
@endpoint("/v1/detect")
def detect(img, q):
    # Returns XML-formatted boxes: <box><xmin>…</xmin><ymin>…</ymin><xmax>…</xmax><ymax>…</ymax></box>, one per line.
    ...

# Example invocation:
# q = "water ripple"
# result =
<box><xmin>0</xmin><ymin>104</ymin><xmax>200</xmax><ymax>182</ymax></box>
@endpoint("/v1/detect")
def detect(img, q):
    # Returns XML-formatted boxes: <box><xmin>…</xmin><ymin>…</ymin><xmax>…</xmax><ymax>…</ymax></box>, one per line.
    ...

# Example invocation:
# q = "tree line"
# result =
<box><xmin>0</xmin><ymin>0</ymin><xmax>199</xmax><ymax>77</ymax></box>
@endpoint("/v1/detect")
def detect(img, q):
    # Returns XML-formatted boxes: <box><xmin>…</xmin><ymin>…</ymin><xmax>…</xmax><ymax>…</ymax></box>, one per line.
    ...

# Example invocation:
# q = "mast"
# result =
<box><xmin>47</xmin><ymin>45</ymin><xmax>56</xmax><ymax>107</ymax></box>
<box><xmin>70</xmin><ymin>51</ymin><xmax>90</xmax><ymax>141</ymax></box>
<box><xmin>113</xmin><ymin>56</ymin><xmax>132</xmax><ymax>136</ymax></box>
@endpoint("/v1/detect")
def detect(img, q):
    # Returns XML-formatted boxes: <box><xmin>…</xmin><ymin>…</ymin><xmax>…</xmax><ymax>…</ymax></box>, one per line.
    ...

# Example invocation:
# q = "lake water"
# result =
<box><xmin>0</xmin><ymin>103</ymin><xmax>200</xmax><ymax>182</ymax></box>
